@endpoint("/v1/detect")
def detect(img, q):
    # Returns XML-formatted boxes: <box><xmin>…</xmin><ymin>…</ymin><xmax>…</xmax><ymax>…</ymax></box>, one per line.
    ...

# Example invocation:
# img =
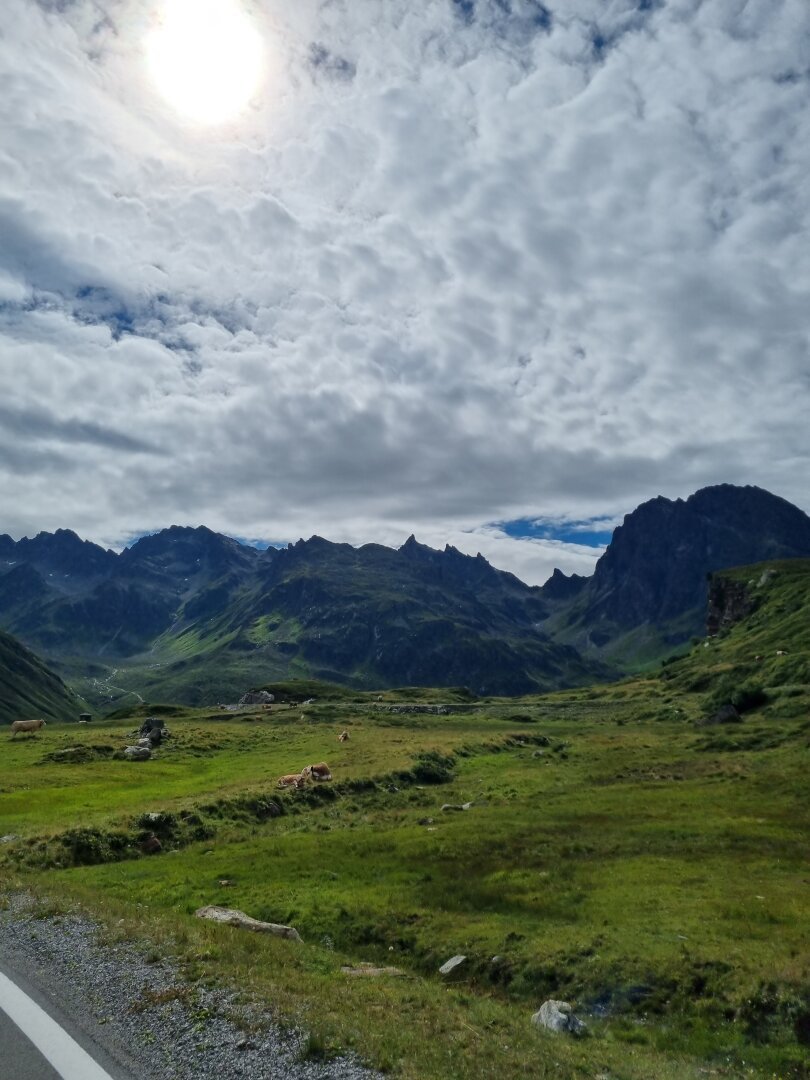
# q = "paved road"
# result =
<box><xmin>0</xmin><ymin>1006</ymin><xmax>61</xmax><ymax>1080</ymax></box>
<box><xmin>0</xmin><ymin>954</ymin><xmax>136</xmax><ymax>1080</ymax></box>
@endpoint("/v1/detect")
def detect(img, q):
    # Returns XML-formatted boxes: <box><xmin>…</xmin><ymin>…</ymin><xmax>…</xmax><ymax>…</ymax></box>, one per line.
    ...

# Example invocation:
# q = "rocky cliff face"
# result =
<box><xmin>706</xmin><ymin>575</ymin><xmax>757</xmax><ymax>636</ymax></box>
<box><xmin>547</xmin><ymin>484</ymin><xmax>810</xmax><ymax>658</ymax></box>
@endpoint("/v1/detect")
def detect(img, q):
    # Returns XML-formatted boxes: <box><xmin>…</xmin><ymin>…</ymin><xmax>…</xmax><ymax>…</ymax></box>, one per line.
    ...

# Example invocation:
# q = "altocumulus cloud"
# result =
<box><xmin>0</xmin><ymin>0</ymin><xmax>808</xmax><ymax>585</ymax></box>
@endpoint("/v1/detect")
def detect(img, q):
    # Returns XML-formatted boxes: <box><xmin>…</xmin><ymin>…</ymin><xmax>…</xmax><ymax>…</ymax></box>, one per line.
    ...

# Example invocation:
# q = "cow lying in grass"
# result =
<box><xmin>10</xmin><ymin>719</ymin><xmax>47</xmax><ymax>737</ymax></box>
<box><xmin>277</xmin><ymin>773</ymin><xmax>306</xmax><ymax>790</ymax></box>
<box><xmin>301</xmin><ymin>762</ymin><xmax>332</xmax><ymax>782</ymax></box>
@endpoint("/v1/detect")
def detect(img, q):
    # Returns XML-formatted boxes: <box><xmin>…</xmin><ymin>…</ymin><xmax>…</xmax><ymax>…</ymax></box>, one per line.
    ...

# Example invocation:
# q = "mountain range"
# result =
<box><xmin>1</xmin><ymin>483</ymin><xmax>809</xmax><ymax>709</ymax></box>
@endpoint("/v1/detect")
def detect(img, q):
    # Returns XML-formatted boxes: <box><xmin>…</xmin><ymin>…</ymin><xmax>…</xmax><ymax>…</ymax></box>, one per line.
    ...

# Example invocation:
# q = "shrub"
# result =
<box><xmin>410</xmin><ymin>751</ymin><xmax>456</xmax><ymax>784</ymax></box>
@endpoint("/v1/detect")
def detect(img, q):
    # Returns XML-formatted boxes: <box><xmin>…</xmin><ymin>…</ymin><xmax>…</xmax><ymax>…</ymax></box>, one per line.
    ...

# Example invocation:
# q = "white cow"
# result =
<box><xmin>10</xmin><ymin>719</ymin><xmax>47</xmax><ymax>737</ymax></box>
<box><xmin>301</xmin><ymin>762</ymin><xmax>332</xmax><ymax>782</ymax></box>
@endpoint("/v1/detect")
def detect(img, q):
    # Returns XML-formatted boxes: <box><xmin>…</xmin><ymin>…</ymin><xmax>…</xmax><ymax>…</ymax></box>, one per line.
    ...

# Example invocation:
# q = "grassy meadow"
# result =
<box><xmin>1</xmin><ymin>694</ymin><xmax>807</xmax><ymax>1077</ymax></box>
<box><xmin>2</xmin><ymin>566</ymin><xmax>809</xmax><ymax>1079</ymax></box>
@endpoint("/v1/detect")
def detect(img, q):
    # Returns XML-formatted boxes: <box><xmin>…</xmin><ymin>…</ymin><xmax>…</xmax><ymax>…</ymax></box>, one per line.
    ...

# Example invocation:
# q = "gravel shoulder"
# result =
<box><xmin>0</xmin><ymin>893</ymin><xmax>382</xmax><ymax>1080</ymax></box>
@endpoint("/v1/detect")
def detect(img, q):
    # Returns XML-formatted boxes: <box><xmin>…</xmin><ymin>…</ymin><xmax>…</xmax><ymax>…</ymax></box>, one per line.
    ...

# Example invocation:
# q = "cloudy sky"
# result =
<box><xmin>1</xmin><ymin>0</ymin><xmax>808</xmax><ymax>585</ymax></box>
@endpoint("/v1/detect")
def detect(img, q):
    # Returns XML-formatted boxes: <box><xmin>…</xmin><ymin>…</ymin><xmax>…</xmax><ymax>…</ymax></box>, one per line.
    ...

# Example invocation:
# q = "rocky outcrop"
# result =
<box><xmin>239</xmin><ymin>690</ymin><xmax>275</xmax><ymax>705</ymax></box>
<box><xmin>550</xmin><ymin>484</ymin><xmax>810</xmax><ymax>653</ymax></box>
<box><xmin>707</xmin><ymin>576</ymin><xmax>756</xmax><ymax>636</ymax></box>
<box><xmin>542</xmin><ymin>567</ymin><xmax>588</xmax><ymax>601</ymax></box>
<box><xmin>698</xmin><ymin>703</ymin><xmax>742</xmax><ymax>726</ymax></box>
<box><xmin>531</xmin><ymin>1000</ymin><xmax>586</xmax><ymax>1035</ymax></box>
<box><xmin>123</xmin><ymin>745</ymin><xmax>151</xmax><ymax>761</ymax></box>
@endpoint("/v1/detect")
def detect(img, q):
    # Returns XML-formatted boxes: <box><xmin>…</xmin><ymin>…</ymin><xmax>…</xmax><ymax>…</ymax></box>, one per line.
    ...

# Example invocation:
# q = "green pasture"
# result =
<box><xmin>2</xmin><ymin>682</ymin><xmax>809</xmax><ymax>1079</ymax></box>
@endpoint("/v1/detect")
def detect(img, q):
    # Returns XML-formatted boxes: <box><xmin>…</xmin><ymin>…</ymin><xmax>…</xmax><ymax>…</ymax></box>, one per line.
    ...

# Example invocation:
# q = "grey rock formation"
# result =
<box><xmin>531</xmin><ymin>1000</ymin><xmax>586</xmax><ymax>1035</ymax></box>
<box><xmin>124</xmin><ymin>745</ymin><xmax>151</xmax><ymax>760</ymax></box>
<box><xmin>239</xmin><ymin>690</ymin><xmax>275</xmax><ymax>705</ymax></box>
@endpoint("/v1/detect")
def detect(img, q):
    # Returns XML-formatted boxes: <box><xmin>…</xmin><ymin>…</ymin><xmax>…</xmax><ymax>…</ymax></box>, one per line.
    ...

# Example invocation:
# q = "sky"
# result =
<box><xmin>1</xmin><ymin>0</ymin><xmax>808</xmax><ymax>586</ymax></box>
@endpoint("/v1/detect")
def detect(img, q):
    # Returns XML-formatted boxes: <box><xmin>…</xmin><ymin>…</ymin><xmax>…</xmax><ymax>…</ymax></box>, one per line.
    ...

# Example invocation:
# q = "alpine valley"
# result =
<box><xmin>2</xmin><ymin>483</ymin><xmax>810</xmax><ymax>713</ymax></box>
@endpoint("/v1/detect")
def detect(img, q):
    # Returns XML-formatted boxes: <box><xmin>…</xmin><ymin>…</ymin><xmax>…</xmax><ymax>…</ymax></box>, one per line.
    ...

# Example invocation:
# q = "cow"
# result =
<box><xmin>338</xmin><ymin>730</ymin><xmax>349</xmax><ymax>742</ymax></box>
<box><xmin>302</xmin><ymin>762</ymin><xmax>332</xmax><ymax>782</ymax></box>
<box><xmin>10</xmin><ymin>719</ymin><xmax>47</xmax><ymax>737</ymax></box>
<box><xmin>776</xmin><ymin>649</ymin><xmax>789</xmax><ymax>656</ymax></box>
<box><xmin>277</xmin><ymin>773</ymin><xmax>306</xmax><ymax>790</ymax></box>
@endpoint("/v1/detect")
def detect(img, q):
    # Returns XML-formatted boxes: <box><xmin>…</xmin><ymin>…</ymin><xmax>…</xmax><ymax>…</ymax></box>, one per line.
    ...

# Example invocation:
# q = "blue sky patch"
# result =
<box><xmin>499</xmin><ymin>518</ymin><xmax>614</xmax><ymax>547</ymax></box>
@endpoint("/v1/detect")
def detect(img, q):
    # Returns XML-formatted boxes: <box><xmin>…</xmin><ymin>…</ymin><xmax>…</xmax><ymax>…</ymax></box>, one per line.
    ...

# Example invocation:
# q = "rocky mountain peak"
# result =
<box><xmin>573</xmin><ymin>483</ymin><xmax>810</xmax><ymax>640</ymax></box>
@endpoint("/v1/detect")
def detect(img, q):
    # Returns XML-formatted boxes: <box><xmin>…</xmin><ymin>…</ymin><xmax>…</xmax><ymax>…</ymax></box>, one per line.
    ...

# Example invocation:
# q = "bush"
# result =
<box><xmin>411</xmin><ymin>751</ymin><xmax>455</xmax><ymax>784</ymax></box>
<box><xmin>704</xmin><ymin>673</ymin><xmax>768</xmax><ymax>716</ymax></box>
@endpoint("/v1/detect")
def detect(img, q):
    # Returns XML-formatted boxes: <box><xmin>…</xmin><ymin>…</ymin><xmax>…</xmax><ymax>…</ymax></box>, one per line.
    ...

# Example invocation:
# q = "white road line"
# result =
<box><xmin>0</xmin><ymin>970</ymin><xmax>115</xmax><ymax>1080</ymax></box>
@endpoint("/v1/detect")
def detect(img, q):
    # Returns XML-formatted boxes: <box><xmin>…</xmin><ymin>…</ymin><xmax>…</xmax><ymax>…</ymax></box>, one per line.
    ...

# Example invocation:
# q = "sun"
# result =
<box><xmin>146</xmin><ymin>0</ymin><xmax>264</xmax><ymax>125</ymax></box>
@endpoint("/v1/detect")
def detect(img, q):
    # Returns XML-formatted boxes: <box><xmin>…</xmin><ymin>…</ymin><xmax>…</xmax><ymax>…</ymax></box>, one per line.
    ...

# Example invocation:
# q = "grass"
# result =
<box><xmin>2</xmin><ymin>686</ymin><xmax>808</xmax><ymax>1078</ymax></box>
<box><xmin>2</xmin><ymin>562</ymin><xmax>809</xmax><ymax>1078</ymax></box>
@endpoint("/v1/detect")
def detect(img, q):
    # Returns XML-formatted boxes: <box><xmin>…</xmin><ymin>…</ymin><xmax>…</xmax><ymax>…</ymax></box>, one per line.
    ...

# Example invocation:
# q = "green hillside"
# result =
<box><xmin>0</xmin><ymin>629</ymin><xmax>83</xmax><ymax>725</ymax></box>
<box><xmin>660</xmin><ymin>558</ymin><xmax>810</xmax><ymax>711</ymax></box>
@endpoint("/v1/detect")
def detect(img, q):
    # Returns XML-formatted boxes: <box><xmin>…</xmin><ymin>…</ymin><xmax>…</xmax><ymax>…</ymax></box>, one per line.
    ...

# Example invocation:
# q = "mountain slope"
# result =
<box><xmin>659</xmin><ymin>558</ymin><xmax>810</xmax><ymax>715</ymax></box>
<box><xmin>0</xmin><ymin>629</ymin><xmax>81</xmax><ymax>724</ymax></box>
<box><xmin>0</xmin><ymin>528</ymin><xmax>609</xmax><ymax>704</ymax></box>
<box><xmin>544</xmin><ymin>485</ymin><xmax>810</xmax><ymax>665</ymax></box>
<box><xmin>133</xmin><ymin>535</ymin><xmax>608</xmax><ymax>702</ymax></box>
<box><xmin>3</xmin><ymin>483</ymin><xmax>809</xmax><ymax>704</ymax></box>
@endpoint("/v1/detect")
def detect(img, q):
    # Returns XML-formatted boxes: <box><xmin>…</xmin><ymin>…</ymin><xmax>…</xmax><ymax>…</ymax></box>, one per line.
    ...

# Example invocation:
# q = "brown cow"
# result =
<box><xmin>338</xmin><ymin>730</ymin><xmax>349</xmax><ymax>742</ymax></box>
<box><xmin>10</xmin><ymin>719</ymin><xmax>47</xmax><ymax>737</ymax></box>
<box><xmin>302</xmin><ymin>762</ymin><xmax>332</xmax><ymax>782</ymax></box>
<box><xmin>277</xmin><ymin>773</ymin><xmax>305</xmax><ymax>790</ymax></box>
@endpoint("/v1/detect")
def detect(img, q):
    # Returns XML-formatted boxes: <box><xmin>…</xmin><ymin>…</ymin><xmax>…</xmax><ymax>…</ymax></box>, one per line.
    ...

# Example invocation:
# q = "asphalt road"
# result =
<box><xmin>0</xmin><ymin>952</ymin><xmax>137</xmax><ymax>1080</ymax></box>
<box><xmin>0</xmin><ymin>1006</ymin><xmax>62</xmax><ymax>1080</ymax></box>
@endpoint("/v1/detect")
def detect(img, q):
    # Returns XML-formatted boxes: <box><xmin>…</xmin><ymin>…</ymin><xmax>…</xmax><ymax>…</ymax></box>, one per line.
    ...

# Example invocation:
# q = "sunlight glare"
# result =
<box><xmin>147</xmin><ymin>0</ymin><xmax>264</xmax><ymax>125</ymax></box>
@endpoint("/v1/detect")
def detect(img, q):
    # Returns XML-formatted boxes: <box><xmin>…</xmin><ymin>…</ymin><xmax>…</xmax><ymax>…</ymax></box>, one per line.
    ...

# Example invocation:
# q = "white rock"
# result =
<box><xmin>195</xmin><ymin>905</ymin><xmax>302</xmax><ymax>943</ymax></box>
<box><xmin>531</xmin><ymin>999</ymin><xmax>586</xmax><ymax>1035</ymax></box>
<box><xmin>439</xmin><ymin>955</ymin><xmax>467</xmax><ymax>977</ymax></box>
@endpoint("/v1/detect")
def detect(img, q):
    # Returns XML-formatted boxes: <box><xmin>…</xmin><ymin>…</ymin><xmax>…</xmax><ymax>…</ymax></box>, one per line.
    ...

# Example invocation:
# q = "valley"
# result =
<box><xmin>2</xmin><ymin>558</ymin><xmax>809</xmax><ymax>1078</ymax></box>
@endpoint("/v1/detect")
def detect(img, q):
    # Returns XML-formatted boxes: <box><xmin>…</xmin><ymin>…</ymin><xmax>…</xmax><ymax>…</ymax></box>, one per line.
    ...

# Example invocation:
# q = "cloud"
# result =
<box><xmin>0</xmin><ymin>0</ymin><xmax>808</xmax><ymax>584</ymax></box>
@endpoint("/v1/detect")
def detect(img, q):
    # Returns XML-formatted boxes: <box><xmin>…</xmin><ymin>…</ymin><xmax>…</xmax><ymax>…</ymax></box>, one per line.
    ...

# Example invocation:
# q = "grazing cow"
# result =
<box><xmin>338</xmin><ymin>730</ymin><xmax>349</xmax><ymax>742</ymax></box>
<box><xmin>277</xmin><ymin>773</ymin><xmax>305</xmax><ymax>790</ymax></box>
<box><xmin>776</xmin><ymin>649</ymin><xmax>789</xmax><ymax>656</ymax></box>
<box><xmin>754</xmin><ymin>655</ymin><xmax>763</xmax><ymax>661</ymax></box>
<box><xmin>302</xmin><ymin>762</ymin><xmax>332</xmax><ymax>782</ymax></box>
<box><xmin>10</xmin><ymin>719</ymin><xmax>47</xmax><ymax>737</ymax></box>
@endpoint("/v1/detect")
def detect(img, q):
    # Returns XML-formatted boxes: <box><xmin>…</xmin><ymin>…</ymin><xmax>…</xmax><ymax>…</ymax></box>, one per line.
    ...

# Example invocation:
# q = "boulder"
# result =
<box><xmin>699</xmin><ymin>702</ymin><xmax>742</xmax><ymax>726</ymax></box>
<box><xmin>531</xmin><ymin>1000</ymin><xmax>586</xmax><ymax>1035</ymax></box>
<box><xmin>439</xmin><ymin>955</ymin><xmax>467</xmax><ymax>977</ymax></box>
<box><xmin>124</xmin><ymin>745</ymin><xmax>151</xmax><ymax>761</ymax></box>
<box><xmin>139</xmin><ymin>717</ymin><xmax>166</xmax><ymax>736</ymax></box>
<box><xmin>195</xmin><ymin>905</ymin><xmax>302</xmax><ymax>942</ymax></box>
<box><xmin>239</xmin><ymin>691</ymin><xmax>275</xmax><ymax>706</ymax></box>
